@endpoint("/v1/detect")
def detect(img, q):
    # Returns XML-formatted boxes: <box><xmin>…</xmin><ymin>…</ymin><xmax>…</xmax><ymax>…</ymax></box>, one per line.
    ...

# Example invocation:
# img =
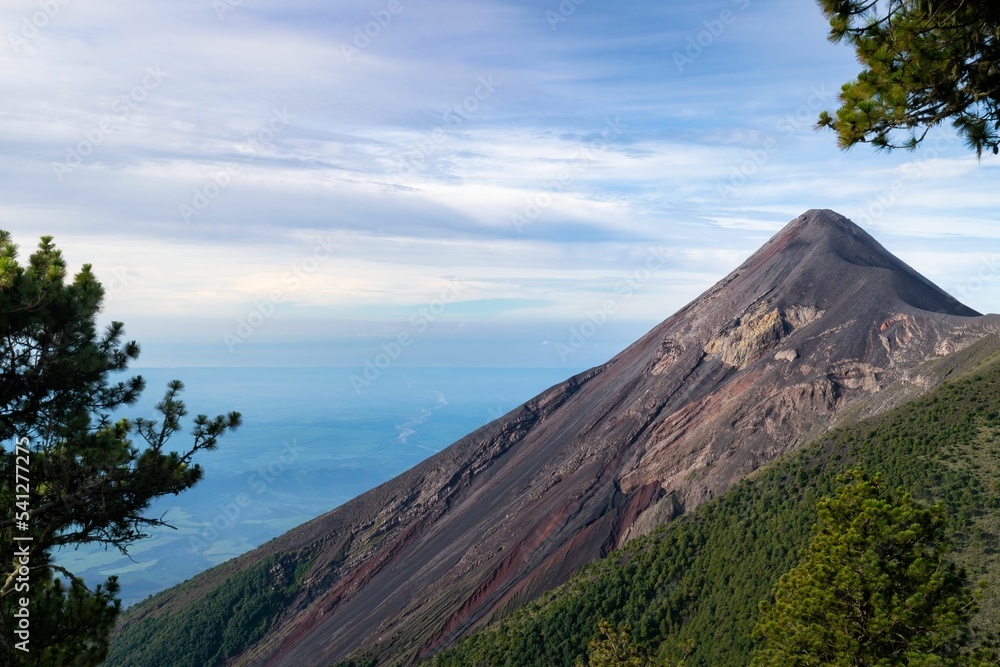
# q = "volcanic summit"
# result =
<box><xmin>113</xmin><ymin>210</ymin><xmax>1000</xmax><ymax>667</ymax></box>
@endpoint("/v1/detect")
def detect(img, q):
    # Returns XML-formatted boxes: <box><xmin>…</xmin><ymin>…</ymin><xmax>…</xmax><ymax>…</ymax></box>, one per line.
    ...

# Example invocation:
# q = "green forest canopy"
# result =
<box><xmin>817</xmin><ymin>0</ymin><xmax>1000</xmax><ymax>157</ymax></box>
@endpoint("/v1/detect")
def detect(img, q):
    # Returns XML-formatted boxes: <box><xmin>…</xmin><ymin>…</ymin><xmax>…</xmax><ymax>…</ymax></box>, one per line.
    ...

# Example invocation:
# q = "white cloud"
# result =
<box><xmin>2</xmin><ymin>0</ymin><xmax>997</xmax><ymax>367</ymax></box>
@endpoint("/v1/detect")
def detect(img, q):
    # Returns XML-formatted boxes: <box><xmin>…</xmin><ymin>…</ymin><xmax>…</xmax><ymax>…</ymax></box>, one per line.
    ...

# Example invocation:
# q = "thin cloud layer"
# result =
<box><xmin>1</xmin><ymin>0</ymin><xmax>997</xmax><ymax>367</ymax></box>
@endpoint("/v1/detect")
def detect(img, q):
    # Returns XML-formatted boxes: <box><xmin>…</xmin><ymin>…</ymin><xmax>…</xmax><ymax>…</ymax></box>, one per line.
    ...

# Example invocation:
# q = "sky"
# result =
<box><xmin>2</xmin><ymin>0</ymin><xmax>998</xmax><ymax>369</ymax></box>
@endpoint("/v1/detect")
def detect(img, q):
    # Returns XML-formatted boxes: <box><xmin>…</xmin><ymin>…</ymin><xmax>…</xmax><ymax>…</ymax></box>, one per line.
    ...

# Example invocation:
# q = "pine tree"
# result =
<box><xmin>750</xmin><ymin>469</ymin><xmax>995</xmax><ymax>666</ymax></box>
<box><xmin>817</xmin><ymin>0</ymin><xmax>1000</xmax><ymax>157</ymax></box>
<box><xmin>581</xmin><ymin>621</ymin><xmax>650</xmax><ymax>667</ymax></box>
<box><xmin>578</xmin><ymin>620</ymin><xmax>690</xmax><ymax>667</ymax></box>
<box><xmin>0</xmin><ymin>231</ymin><xmax>241</xmax><ymax>665</ymax></box>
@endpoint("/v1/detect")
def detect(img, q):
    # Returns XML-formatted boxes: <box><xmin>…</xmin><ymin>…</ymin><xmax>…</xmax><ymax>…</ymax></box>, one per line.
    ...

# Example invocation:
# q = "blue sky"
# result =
<box><xmin>2</xmin><ymin>0</ymin><xmax>998</xmax><ymax>369</ymax></box>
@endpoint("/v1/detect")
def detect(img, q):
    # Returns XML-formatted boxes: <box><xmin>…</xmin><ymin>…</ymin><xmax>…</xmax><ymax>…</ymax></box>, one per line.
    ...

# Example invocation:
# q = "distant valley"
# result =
<box><xmin>107</xmin><ymin>210</ymin><xmax>1000</xmax><ymax>666</ymax></box>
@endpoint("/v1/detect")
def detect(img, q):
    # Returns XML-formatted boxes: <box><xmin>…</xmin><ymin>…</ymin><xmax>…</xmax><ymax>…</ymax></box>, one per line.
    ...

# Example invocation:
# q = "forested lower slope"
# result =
<box><xmin>106</xmin><ymin>551</ymin><xmax>315</xmax><ymax>666</ymax></box>
<box><xmin>109</xmin><ymin>211</ymin><xmax>1000</xmax><ymax>667</ymax></box>
<box><xmin>425</xmin><ymin>339</ymin><xmax>1000</xmax><ymax>667</ymax></box>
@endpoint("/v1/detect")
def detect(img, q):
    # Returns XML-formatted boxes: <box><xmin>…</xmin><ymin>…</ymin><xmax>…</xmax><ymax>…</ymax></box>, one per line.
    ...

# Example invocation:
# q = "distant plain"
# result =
<box><xmin>55</xmin><ymin>366</ymin><xmax>582</xmax><ymax>607</ymax></box>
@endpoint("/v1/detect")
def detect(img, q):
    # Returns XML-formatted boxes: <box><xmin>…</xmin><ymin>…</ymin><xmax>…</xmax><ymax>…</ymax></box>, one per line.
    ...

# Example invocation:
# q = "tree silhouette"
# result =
<box><xmin>0</xmin><ymin>231</ymin><xmax>241</xmax><ymax>665</ymax></box>
<box><xmin>817</xmin><ymin>0</ymin><xmax>1000</xmax><ymax>157</ymax></box>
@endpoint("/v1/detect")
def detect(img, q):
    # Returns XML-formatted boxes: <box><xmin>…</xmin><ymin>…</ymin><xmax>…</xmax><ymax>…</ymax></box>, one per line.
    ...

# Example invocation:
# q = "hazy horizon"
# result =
<box><xmin>3</xmin><ymin>0</ymin><xmax>998</xmax><ymax>371</ymax></box>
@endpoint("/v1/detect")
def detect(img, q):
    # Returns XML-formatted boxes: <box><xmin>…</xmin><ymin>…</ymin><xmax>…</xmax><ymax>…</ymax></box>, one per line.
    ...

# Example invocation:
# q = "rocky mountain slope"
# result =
<box><xmin>107</xmin><ymin>210</ymin><xmax>1000</xmax><ymax>667</ymax></box>
<box><xmin>429</xmin><ymin>333</ymin><xmax>1000</xmax><ymax>666</ymax></box>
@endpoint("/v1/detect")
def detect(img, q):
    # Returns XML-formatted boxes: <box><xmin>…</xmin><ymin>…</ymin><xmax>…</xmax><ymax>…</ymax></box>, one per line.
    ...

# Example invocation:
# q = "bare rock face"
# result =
<box><xmin>126</xmin><ymin>210</ymin><xmax>1000</xmax><ymax>667</ymax></box>
<box><xmin>703</xmin><ymin>302</ymin><xmax>824</xmax><ymax>369</ymax></box>
<box><xmin>774</xmin><ymin>348</ymin><xmax>799</xmax><ymax>362</ymax></box>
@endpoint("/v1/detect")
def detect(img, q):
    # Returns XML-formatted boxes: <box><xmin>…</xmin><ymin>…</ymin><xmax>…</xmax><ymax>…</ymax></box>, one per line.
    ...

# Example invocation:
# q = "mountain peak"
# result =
<box><xmin>771</xmin><ymin>208</ymin><xmax>884</xmax><ymax>252</ymax></box>
<box><xmin>113</xmin><ymin>210</ymin><xmax>997</xmax><ymax>667</ymax></box>
<box><xmin>775</xmin><ymin>208</ymin><xmax>875</xmax><ymax>248</ymax></box>
<box><xmin>786</xmin><ymin>207</ymin><xmax>861</xmax><ymax>231</ymax></box>
<box><xmin>718</xmin><ymin>209</ymin><xmax>978</xmax><ymax>319</ymax></box>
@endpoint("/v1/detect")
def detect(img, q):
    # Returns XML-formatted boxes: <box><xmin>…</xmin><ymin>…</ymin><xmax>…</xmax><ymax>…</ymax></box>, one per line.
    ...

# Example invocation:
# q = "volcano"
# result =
<box><xmin>110</xmin><ymin>210</ymin><xmax>1000</xmax><ymax>667</ymax></box>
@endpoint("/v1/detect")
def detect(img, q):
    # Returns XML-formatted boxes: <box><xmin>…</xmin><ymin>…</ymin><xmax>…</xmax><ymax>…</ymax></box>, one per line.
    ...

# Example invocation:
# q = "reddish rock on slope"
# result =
<box><xmin>123</xmin><ymin>210</ymin><xmax>1000</xmax><ymax>666</ymax></box>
